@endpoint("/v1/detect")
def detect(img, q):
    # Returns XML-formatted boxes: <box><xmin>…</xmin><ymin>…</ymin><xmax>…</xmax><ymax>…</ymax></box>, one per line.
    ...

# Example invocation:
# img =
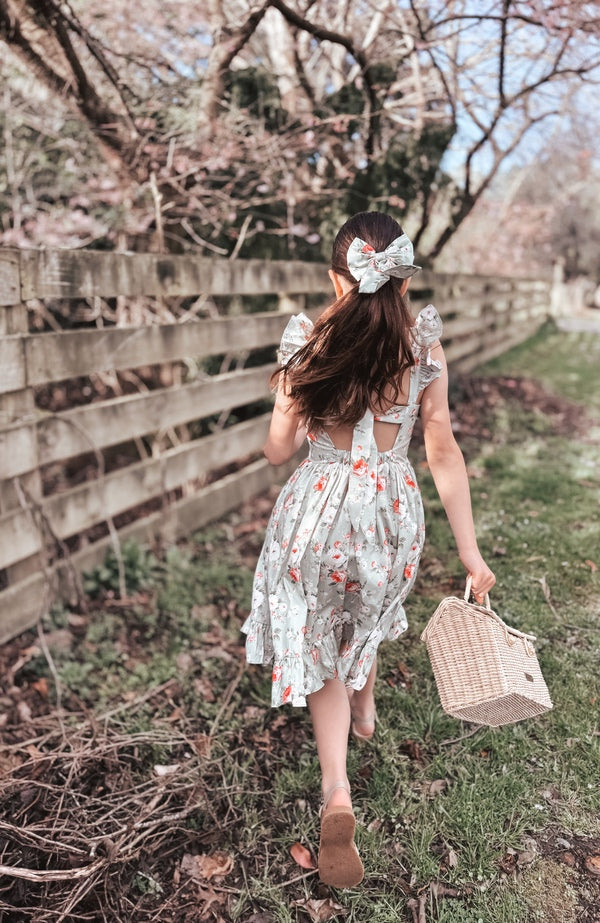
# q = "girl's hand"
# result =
<box><xmin>459</xmin><ymin>550</ymin><xmax>496</xmax><ymax>603</ymax></box>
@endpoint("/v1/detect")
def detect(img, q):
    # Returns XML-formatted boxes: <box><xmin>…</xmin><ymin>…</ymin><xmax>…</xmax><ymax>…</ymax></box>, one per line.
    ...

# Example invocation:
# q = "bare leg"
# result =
<box><xmin>310</xmin><ymin>678</ymin><xmax>365</xmax><ymax>887</ymax></box>
<box><xmin>308</xmin><ymin>678</ymin><xmax>352</xmax><ymax>809</ymax></box>
<box><xmin>347</xmin><ymin>658</ymin><xmax>377</xmax><ymax>734</ymax></box>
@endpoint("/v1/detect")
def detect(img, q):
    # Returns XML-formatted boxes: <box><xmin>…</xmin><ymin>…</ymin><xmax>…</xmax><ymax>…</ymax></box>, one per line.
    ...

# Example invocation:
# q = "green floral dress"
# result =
<box><xmin>242</xmin><ymin>305</ymin><xmax>443</xmax><ymax>706</ymax></box>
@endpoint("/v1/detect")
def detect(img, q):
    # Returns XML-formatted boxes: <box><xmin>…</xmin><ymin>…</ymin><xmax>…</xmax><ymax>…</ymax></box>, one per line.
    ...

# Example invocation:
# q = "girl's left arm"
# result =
<box><xmin>263</xmin><ymin>378</ymin><xmax>307</xmax><ymax>465</ymax></box>
<box><xmin>420</xmin><ymin>344</ymin><xmax>496</xmax><ymax>601</ymax></box>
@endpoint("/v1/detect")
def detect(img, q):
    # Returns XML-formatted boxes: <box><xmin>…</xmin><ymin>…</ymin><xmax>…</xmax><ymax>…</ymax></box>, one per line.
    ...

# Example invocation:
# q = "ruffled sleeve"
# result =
<box><xmin>411</xmin><ymin>304</ymin><xmax>443</xmax><ymax>389</ymax></box>
<box><xmin>277</xmin><ymin>312</ymin><xmax>314</xmax><ymax>365</ymax></box>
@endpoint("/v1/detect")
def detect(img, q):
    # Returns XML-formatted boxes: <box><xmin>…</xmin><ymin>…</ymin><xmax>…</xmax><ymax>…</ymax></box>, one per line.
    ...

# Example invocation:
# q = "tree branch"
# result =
<box><xmin>201</xmin><ymin>0</ymin><xmax>271</xmax><ymax>124</ymax></box>
<box><xmin>408</xmin><ymin>0</ymin><xmax>457</xmax><ymax>123</ymax></box>
<box><xmin>499</xmin><ymin>0</ymin><xmax>511</xmax><ymax>108</ymax></box>
<box><xmin>0</xmin><ymin>0</ymin><xmax>72</xmax><ymax>99</ymax></box>
<box><xmin>268</xmin><ymin>0</ymin><xmax>380</xmax><ymax>155</ymax></box>
<box><xmin>428</xmin><ymin>107</ymin><xmax>558</xmax><ymax>261</ymax></box>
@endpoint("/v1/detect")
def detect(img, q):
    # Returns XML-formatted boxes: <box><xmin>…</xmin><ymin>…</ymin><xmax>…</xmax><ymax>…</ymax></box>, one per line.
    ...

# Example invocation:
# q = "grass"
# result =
<box><xmin>2</xmin><ymin>322</ymin><xmax>599</xmax><ymax>922</ymax></box>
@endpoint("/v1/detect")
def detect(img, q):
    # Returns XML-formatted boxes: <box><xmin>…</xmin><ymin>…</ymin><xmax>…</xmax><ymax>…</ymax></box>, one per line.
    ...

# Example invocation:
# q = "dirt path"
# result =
<box><xmin>556</xmin><ymin>307</ymin><xmax>600</xmax><ymax>333</ymax></box>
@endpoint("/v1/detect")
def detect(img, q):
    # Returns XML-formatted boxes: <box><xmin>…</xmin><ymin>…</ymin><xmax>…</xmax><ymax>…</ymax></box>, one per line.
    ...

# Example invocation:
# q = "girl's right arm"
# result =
<box><xmin>263</xmin><ymin>376</ymin><xmax>307</xmax><ymax>466</ymax></box>
<box><xmin>419</xmin><ymin>344</ymin><xmax>496</xmax><ymax>602</ymax></box>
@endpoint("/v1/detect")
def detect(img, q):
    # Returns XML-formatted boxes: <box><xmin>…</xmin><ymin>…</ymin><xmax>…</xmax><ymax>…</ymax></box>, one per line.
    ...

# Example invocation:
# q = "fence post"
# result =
<box><xmin>0</xmin><ymin>252</ymin><xmax>44</xmax><ymax>598</ymax></box>
<box><xmin>550</xmin><ymin>261</ymin><xmax>565</xmax><ymax>317</ymax></box>
<box><xmin>278</xmin><ymin>292</ymin><xmax>306</xmax><ymax>314</ymax></box>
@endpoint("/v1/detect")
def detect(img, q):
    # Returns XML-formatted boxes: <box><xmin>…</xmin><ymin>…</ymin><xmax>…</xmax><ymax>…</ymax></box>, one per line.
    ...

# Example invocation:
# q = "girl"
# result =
<box><xmin>241</xmin><ymin>211</ymin><xmax>495</xmax><ymax>888</ymax></box>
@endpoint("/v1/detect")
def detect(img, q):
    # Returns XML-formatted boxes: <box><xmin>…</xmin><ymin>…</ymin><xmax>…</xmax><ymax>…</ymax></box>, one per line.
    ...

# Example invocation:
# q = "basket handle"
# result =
<box><xmin>465</xmin><ymin>575</ymin><xmax>491</xmax><ymax>609</ymax></box>
<box><xmin>464</xmin><ymin>577</ymin><xmax>538</xmax><ymax>651</ymax></box>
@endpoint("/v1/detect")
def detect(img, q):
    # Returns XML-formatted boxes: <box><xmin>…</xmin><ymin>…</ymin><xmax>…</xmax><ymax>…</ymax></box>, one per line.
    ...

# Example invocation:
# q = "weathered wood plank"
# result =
<box><xmin>444</xmin><ymin>332</ymin><xmax>489</xmax><ymax>365</ymax></box>
<box><xmin>19</xmin><ymin>249</ymin><xmax>329</xmax><ymax>300</ymax></box>
<box><xmin>0</xmin><ymin>364</ymin><xmax>275</xmax><ymax>480</ymax></box>
<box><xmin>443</xmin><ymin>314</ymin><xmax>492</xmax><ymax>341</ymax></box>
<box><xmin>0</xmin><ymin>336</ymin><xmax>26</xmax><ymax>392</ymax></box>
<box><xmin>36</xmin><ymin>364</ymin><xmax>276</xmax><ymax>469</ymax></box>
<box><xmin>45</xmin><ymin>415</ymin><xmax>270</xmax><ymax>542</ymax></box>
<box><xmin>0</xmin><ymin>503</ymin><xmax>42</xmax><ymax>569</ymax></box>
<box><xmin>453</xmin><ymin>321</ymin><xmax>544</xmax><ymax>372</ymax></box>
<box><xmin>0</xmin><ymin>390</ymin><xmax>35</xmax><ymax>428</ymax></box>
<box><xmin>0</xmin><ymin>571</ymin><xmax>46</xmax><ymax>642</ymax></box>
<box><xmin>0</xmin><ymin>453</ymin><xmax>302</xmax><ymax>643</ymax></box>
<box><xmin>0</xmin><ymin>423</ymin><xmax>37</xmax><ymax>481</ymax></box>
<box><xmin>0</xmin><ymin>251</ymin><xmax>20</xmax><ymax>306</ymax></box>
<box><xmin>18</xmin><ymin>296</ymin><xmax>547</xmax><ymax>396</ymax></box>
<box><xmin>0</xmin><ymin>416</ymin><xmax>271</xmax><ymax>568</ymax></box>
<box><xmin>20</xmin><ymin>307</ymin><xmax>321</xmax><ymax>391</ymax></box>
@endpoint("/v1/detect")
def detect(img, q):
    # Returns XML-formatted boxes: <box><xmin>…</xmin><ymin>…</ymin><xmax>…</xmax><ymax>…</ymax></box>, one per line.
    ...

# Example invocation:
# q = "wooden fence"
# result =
<box><xmin>0</xmin><ymin>248</ymin><xmax>553</xmax><ymax>642</ymax></box>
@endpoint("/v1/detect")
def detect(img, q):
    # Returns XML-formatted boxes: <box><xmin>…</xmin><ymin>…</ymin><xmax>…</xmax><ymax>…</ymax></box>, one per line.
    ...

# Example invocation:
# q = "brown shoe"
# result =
<box><xmin>318</xmin><ymin>781</ymin><xmax>364</xmax><ymax>888</ymax></box>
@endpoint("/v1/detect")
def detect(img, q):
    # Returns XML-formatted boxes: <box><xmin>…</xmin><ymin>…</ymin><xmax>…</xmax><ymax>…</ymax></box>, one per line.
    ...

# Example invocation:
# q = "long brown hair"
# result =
<box><xmin>277</xmin><ymin>212</ymin><xmax>416</xmax><ymax>430</ymax></box>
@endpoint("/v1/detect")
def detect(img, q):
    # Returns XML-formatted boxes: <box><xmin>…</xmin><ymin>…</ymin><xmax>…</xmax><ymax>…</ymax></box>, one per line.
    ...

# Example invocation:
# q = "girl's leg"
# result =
<box><xmin>347</xmin><ymin>658</ymin><xmax>377</xmax><ymax>732</ymax></box>
<box><xmin>307</xmin><ymin>678</ymin><xmax>352</xmax><ymax>808</ymax></box>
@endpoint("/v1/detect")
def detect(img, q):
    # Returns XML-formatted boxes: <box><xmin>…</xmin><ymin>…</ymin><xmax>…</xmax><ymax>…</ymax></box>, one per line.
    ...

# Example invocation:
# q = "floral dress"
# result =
<box><xmin>241</xmin><ymin>305</ymin><xmax>443</xmax><ymax>707</ymax></box>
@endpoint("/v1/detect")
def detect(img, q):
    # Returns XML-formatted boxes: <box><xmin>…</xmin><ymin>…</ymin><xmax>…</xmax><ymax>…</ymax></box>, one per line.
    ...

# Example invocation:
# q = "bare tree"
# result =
<box><xmin>407</xmin><ymin>0</ymin><xmax>600</xmax><ymax>256</ymax></box>
<box><xmin>1</xmin><ymin>0</ymin><xmax>599</xmax><ymax>258</ymax></box>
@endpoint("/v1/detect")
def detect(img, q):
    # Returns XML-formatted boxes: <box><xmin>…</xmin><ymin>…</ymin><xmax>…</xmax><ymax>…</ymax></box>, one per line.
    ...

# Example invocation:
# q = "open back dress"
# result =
<box><xmin>242</xmin><ymin>305</ymin><xmax>443</xmax><ymax>707</ymax></box>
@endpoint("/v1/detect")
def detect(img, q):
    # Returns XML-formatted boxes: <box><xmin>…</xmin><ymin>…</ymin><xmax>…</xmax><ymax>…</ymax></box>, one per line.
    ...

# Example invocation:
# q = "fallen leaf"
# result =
<box><xmin>584</xmin><ymin>559</ymin><xmax>597</xmax><ymax>572</ymax></box>
<box><xmin>180</xmin><ymin>851</ymin><xmax>234</xmax><ymax>882</ymax></box>
<box><xmin>43</xmin><ymin>629</ymin><xmax>74</xmax><ymax>652</ymax></box>
<box><xmin>67</xmin><ymin>612</ymin><xmax>88</xmax><ymax>627</ymax></box>
<box><xmin>400</xmin><ymin>739</ymin><xmax>424</xmax><ymax>762</ymax></box>
<box><xmin>294</xmin><ymin>897</ymin><xmax>347</xmax><ymax>922</ymax></box>
<box><xmin>17</xmin><ymin>701</ymin><xmax>32</xmax><ymax>723</ymax></box>
<box><xmin>234</xmin><ymin>520</ymin><xmax>264</xmax><ymax>537</ymax></box>
<box><xmin>290</xmin><ymin>842</ymin><xmax>316</xmax><ymax>870</ymax></box>
<box><xmin>466</xmin><ymin>465</ymin><xmax>484</xmax><ymax>479</ymax></box>
<box><xmin>193</xmin><ymin>677</ymin><xmax>216</xmax><ymax>703</ymax></box>
<box><xmin>195</xmin><ymin>884</ymin><xmax>225</xmax><ymax>915</ymax></box>
<box><xmin>396</xmin><ymin>660</ymin><xmax>413</xmax><ymax>688</ymax></box>
<box><xmin>446</xmin><ymin>847</ymin><xmax>459</xmax><ymax>868</ymax></box>
<box><xmin>192</xmin><ymin>734</ymin><xmax>212</xmax><ymax>758</ymax></box>
<box><xmin>407</xmin><ymin>893</ymin><xmax>427</xmax><ymax>923</ymax></box>
<box><xmin>516</xmin><ymin>847</ymin><xmax>536</xmax><ymax>867</ymax></box>
<box><xmin>585</xmin><ymin>855</ymin><xmax>600</xmax><ymax>877</ymax></box>
<box><xmin>499</xmin><ymin>852</ymin><xmax>517</xmax><ymax>874</ymax></box>
<box><xmin>430</xmin><ymin>879</ymin><xmax>462</xmax><ymax>898</ymax></box>
<box><xmin>175</xmin><ymin>652</ymin><xmax>193</xmax><ymax>673</ymax></box>
<box><xmin>153</xmin><ymin>764</ymin><xmax>180</xmax><ymax>776</ymax></box>
<box><xmin>32</xmin><ymin>677</ymin><xmax>49</xmax><ymax>697</ymax></box>
<box><xmin>427</xmin><ymin>779</ymin><xmax>448</xmax><ymax>797</ymax></box>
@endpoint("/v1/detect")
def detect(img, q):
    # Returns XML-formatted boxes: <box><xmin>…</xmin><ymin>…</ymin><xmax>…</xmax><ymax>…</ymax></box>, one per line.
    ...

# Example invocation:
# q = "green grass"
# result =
<box><xmin>16</xmin><ymin>323</ymin><xmax>600</xmax><ymax>922</ymax></box>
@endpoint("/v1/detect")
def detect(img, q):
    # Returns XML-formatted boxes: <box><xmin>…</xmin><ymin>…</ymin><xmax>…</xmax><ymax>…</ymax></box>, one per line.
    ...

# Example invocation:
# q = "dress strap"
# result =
<box><xmin>408</xmin><ymin>362</ymin><xmax>421</xmax><ymax>404</ymax></box>
<box><xmin>348</xmin><ymin>410</ymin><xmax>378</xmax><ymax>538</ymax></box>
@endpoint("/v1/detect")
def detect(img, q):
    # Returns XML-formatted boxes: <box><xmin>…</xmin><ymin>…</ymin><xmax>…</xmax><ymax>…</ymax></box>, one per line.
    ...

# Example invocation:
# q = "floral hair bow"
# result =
<box><xmin>346</xmin><ymin>234</ymin><xmax>421</xmax><ymax>294</ymax></box>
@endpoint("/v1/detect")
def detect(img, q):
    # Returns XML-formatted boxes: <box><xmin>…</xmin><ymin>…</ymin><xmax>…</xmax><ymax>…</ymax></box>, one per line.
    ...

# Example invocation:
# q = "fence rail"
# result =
<box><xmin>0</xmin><ymin>246</ymin><xmax>555</xmax><ymax>642</ymax></box>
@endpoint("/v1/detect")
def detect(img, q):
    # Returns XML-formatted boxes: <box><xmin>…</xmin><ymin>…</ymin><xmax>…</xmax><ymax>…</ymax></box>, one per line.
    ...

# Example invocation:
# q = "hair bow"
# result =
<box><xmin>346</xmin><ymin>234</ymin><xmax>421</xmax><ymax>294</ymax></box>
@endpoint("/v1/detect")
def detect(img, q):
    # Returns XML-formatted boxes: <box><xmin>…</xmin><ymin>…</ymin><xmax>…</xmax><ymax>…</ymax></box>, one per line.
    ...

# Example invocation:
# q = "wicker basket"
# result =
<box><xmin>420</xmin><ymin>578</ymin><xmax>553</xmax><ymax>726</ymax></box>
